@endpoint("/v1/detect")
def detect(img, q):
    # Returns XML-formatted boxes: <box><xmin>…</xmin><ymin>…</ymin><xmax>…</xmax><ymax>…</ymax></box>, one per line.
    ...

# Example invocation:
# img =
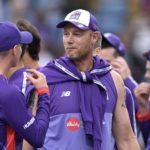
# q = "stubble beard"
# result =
<box><xmin>67</xmin><ymin>51</ymin><xmax>90</xmax><ymax>63</ymax></box>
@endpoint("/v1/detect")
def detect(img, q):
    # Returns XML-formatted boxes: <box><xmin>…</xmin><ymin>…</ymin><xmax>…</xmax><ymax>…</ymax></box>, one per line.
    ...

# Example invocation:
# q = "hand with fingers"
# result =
<box><xmin>134</xmin><ymin>82</ymin><xmax>150</xmax><ymax>114</ymax></box>
<box><xmin>111</xmin><ymin>56</ymin><xmax>131</xmax><ymax>79</ymax></box>
<box><xmin>26</xmin><ymin>69</ymin><xmax>48</xmax><ymax>90</ymax></box>
<box><xmin>22</xmin><ymin>70</ymin><xmax>49</xmax><ymax>149</ymax></box>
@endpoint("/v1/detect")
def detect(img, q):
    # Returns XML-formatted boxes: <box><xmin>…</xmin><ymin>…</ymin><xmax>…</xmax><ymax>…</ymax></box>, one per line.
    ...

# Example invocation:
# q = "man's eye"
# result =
<box><xmin>75</xmin><ymin>32</ymin><xmax>81</xmax><ymax>36</ymax></box>
<box><xmin>64</xmin><ymin>32</ymin><xmax>68</xmax><ymax>36</ymax></box>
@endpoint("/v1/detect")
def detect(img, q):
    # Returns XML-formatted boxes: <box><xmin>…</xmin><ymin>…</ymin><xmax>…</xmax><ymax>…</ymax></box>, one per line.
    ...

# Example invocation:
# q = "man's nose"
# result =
<box><xmin>67</xmin><ymin>34</ymin><xmax>74</xmax><ymax>44</ymax></box>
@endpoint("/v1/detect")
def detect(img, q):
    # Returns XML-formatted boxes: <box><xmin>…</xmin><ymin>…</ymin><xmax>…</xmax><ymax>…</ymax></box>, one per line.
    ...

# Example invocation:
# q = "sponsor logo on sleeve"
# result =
<box><xmin>23</xmin><ymin>117</ymin><xmax>35</xmax><ymax>129</ymax></box>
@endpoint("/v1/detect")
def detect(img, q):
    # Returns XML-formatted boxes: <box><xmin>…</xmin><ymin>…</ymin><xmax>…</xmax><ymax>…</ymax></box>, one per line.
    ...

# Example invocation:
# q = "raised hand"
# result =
<box><xmin>26</xmin><ymin>69</ymin><xmax>48</xmax><ymax>89</ymax></box>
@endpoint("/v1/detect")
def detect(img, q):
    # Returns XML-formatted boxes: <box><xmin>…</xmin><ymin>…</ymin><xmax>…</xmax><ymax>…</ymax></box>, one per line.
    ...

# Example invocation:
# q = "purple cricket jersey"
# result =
<box><xmin>138</xmin><ymin>109</ymin><xmax>150</xmax><ymax>146</ymax></box>
<box><xmin>36</xmin><ymin>56</ymin><xmax>120</xmax><ymax>150</ymax></box>
<box><xmin>125</xmin><ymin>87</ymin><xmax>137</xmax><ymax>135</ymax></box>
<box><xmin>8</xmin><ymin>67</ymin><xmax>32</xmax><ymax>149</ymax></box>
<box><xmin>0</xmin><ymin>73</ymin><xmax>50</xmax><ymax>150</ymax></box>
<box><xmin>8</xmin><ymin>67</ymin><xmax>33</xmax><ymax>103</ymax></box>
<box><xmin>8</xmin><ymin>67</ymin><xmax>28</xmax><ymax>91</ymax></box>
<box><xmin>8</xmin><ymin>67</ymin><xmax>27</xmax><ymax>149</ymax></box>
<box><xmin>124</xmin><ymin>76</ymin><xmax>139</xmax><ymax>112</ymax></box>
<box><xmin>124</xmin><ymin>76</ymin><xmax>150</xmax><ymax>145</ymax></box>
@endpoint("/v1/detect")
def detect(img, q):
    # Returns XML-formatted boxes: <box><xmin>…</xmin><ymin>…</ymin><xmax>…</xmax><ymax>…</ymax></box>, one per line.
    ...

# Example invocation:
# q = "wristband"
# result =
<box><xmin>37</xmin><ymin>87</ymin><xmax>49</xmax><ymax>96</ymax></box>
<box><xmin>136</xmin><ymin>111</ymin><xmax>150</xmax><ymax>122</ymax></box>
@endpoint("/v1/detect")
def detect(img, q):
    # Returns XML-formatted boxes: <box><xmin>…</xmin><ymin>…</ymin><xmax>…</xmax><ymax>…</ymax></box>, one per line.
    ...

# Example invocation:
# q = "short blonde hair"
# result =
<box><xmin>95</xmin><ymin>33</ymin><xmax>102</xmax><ymax>49</ymax></box>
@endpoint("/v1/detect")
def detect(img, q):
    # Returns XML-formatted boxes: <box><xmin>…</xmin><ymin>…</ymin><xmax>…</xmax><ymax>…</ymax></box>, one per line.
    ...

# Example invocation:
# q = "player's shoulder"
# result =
<box><xmin>110</xmin><ymin>70</ymin><xmax>123</xmax><ymax>83</ymax></box>
<box><xmin>0</xmin><ymin>83</ymin><xmax>23</xmax><ymax>102</ymax></box>
<box><xmin>110</xmin><ymin>70</ymin><xmax>125</xmax><ymax>94</ymax></box>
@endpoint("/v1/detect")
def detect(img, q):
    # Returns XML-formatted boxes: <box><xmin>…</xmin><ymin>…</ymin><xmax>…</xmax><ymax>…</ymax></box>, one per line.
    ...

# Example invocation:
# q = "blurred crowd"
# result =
<box><xmin>0</xmin><ymin>0</ymin><xmax>150</xmax><ymax>82</ymax></box>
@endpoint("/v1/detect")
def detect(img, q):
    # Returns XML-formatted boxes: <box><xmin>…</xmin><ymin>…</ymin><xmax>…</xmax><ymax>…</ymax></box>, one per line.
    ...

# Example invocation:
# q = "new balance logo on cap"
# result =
<box><xmin>61</xmin><ymin>91</ymin><xmax>71</xmax><ymax>97</ymax></box>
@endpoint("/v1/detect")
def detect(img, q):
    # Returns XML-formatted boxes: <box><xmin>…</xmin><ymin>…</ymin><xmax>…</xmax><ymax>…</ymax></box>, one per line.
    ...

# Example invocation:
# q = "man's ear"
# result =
<box><xmin>92</xmin><ymin>31</ymin><xmax>101</xmax><ymax>45</ymax></box>
<box><xmin>11</xmin><ymin>45</ymin><xmax>18</xmax><ymax>56</ymax></box>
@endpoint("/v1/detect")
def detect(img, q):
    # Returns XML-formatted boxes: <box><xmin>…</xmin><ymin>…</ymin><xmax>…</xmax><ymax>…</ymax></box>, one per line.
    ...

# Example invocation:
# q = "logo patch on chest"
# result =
<box><xmin>66</xmin><ymin>117</ymin><xmax>80</xmax><ymax>131</ymax></box>
<box><xmin>61</xmin><ymin>91</ymin><xmax>71</xmax><ymax>97</ymax></box>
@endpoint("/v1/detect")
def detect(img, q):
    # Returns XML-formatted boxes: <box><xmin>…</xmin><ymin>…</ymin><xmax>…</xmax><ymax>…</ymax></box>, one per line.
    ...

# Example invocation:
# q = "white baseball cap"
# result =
<box><xmin>56</xmin><ymin>9</ymin><xmax>99</xmax><ymax>31</ymax></box>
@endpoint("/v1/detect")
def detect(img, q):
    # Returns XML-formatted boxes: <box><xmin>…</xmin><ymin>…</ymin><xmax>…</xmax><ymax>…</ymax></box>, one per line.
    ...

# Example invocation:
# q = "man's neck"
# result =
<box><xmin>0</xmin><ymin>58</ymin><xmax>12</xmax><ymax>78</ymax></box>
<box><xmin>7</xmin><ymin>60</ymin><xmax>24</xmax><ymax>78</ymax></box>
<box><xmin>74</xmin><ymin>58</ymin><xmax>93</xmax><ymax>72</ymax></box>
<box><xmin>23</xmin><ymin>54</ymin><xmax>39</xmax><ymax>69</ymax></box>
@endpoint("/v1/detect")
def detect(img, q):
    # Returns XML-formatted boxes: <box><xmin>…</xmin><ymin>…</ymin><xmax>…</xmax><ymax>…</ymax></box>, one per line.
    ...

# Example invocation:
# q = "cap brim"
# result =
<box><xmin>20</xmin><ymin>31</ymin><xmax>33</xmax><ymax>44</ymax></box>
<box><xmin>56</xmin><ymin>21</ymin><xmax>89</xmax><ymax>30</ymax></box>
<box><xmin>118</xmin><ymin>43</ymin><xmax>125</xmax><ymax>56</ymax></box>
<box><xmin>102</xmin><ymin>34</ymin><xmax>115</xmax><ymax>48</ymax></box>
<box><xmin>102</xmin><ymin>34</ymin><xmax>113</xmax><ymax>46</ymax></box>
<box><xmin>102</xmin><ymin>34</ymin><xmax>125</xmax><ymax>56</ymax></box>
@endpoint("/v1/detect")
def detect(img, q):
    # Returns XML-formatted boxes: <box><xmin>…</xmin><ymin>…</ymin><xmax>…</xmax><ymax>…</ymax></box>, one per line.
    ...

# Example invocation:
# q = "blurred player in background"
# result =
<box><xmin>134</xmin><ymin>49</ymin><xmax>150</xmax><ymax>149</ymax></box>
<box><xmin>0</xmin><ymin>21</ymin><xmax>50</xmax><ymax>150</ymax></box>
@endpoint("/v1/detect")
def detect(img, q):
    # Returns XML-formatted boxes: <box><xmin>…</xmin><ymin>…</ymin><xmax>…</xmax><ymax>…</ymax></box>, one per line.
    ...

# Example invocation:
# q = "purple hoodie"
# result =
<box><xmin>0</xmin><ymin>73</ymin><xmax>50</xmax><ymax>149</ymax></box>
<box><xmin>36</xmin><ymin>56</ymin><xmax>120</xmax><ymax>150</ymax></box>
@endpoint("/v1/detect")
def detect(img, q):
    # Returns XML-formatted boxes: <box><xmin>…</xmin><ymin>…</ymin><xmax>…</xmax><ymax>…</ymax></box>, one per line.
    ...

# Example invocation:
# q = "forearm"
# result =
<box><xmin>22</xmin><ymin>93</ymin><xmax>38</xmax><ymax>150</ymax></box>
<box><xmin>116</xmin><ymin>136</ymin><xmax>140</xmax><ymax>150</ymax></box>
<box><xmin>23</xmin><ymin>93</ymin><xmax>50</xmax><ymax>147</ymax></box>
<box><xmin>5</xmin><ymin>93</ymin><xmax>50</xmax><ymax>147</ymax></box>
<box><xmin>22</xmin><ymin>140</ymin><xmax>34</xmax><ymax>150</ymax></box>
<box><xmin>114</xmin><ymin>121</ymin><xmax>140</xmax><ymax>150</ymax></box>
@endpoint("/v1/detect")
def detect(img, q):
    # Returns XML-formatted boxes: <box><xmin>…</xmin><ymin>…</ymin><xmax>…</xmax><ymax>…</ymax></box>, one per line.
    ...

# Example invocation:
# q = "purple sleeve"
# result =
<box><xmin>138</xmin><ymin>120</ymin><xmax>150</xmax><ymax>145</ymax></box>
<box><xmin>3</xmin><ymin>87</ymin><xmax>50</xmax><ymax>147</ymax></box>
<box><xmin>125</xmin><ymin>87</ymin><xmax>137</xmax><ymax>135</ymax></box>
<box><xmin>146</xmin><ymin>134</ymin><xmax>150</xmax><ymax>149</ymax></box>
<box><xmin>124</xmin><ymin>76</ymin><xmax>139</xmax><ymax>112</ymax></box>
<box><xmin>124</xmin><ymin>76</ymin><xmax>138</xmax><ymax>91</ymax></box>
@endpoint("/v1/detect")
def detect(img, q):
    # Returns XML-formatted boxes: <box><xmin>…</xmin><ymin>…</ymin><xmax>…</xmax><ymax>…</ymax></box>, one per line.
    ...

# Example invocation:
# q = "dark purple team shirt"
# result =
<box><xmin>0</xmin><ymin>75</ymin><xmax>50</xmax><ymax>149</ymax></box>
<box><xmin>124</xmin><ymin>76</ymin><xmax>150</xmax><ymax>147</ymax></box>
